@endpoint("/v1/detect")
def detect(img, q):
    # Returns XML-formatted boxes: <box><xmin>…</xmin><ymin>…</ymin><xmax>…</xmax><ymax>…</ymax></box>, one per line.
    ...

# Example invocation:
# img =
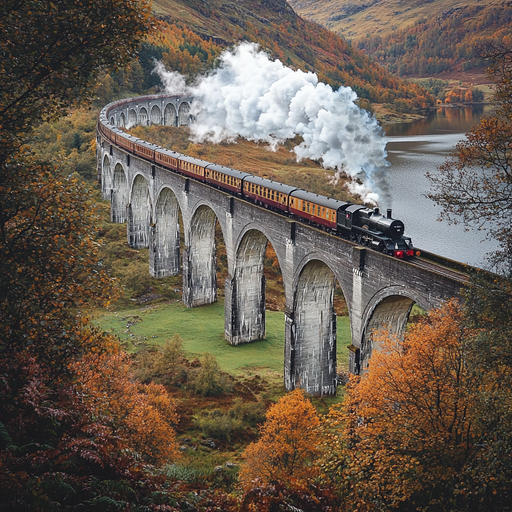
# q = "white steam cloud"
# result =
<box><xmin>156</xmin><ymin>42</ymin><xmax>391</xmax><ymax>206</ymax></box>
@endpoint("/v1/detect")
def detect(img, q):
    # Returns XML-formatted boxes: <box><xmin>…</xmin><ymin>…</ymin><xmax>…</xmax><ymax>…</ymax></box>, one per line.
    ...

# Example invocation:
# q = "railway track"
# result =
<box><xmin>410</xmin><ymin>257</ymin><xmax>470</xmax><ymax>284</ymax></box>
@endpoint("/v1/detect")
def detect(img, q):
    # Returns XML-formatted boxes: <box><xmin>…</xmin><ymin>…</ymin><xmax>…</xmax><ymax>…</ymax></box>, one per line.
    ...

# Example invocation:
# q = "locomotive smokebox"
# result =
<box><xmin>387</xmin><ymin>208</ymin><xmax>392</xmax><ymax>219</ymax></box>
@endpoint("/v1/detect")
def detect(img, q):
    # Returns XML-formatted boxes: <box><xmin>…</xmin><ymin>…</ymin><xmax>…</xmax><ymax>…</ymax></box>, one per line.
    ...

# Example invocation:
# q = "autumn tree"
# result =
<box><xmin>194</xmin><ymin>352</ymin><xmax>231</xmax><ymax>396</ymax></box>
<box><xmin>157</xmin><ymin>333</ymin><xmax>186</xmax><ymax>384</ymax></box>
<box><xmin>427</xmin><ymin>42</ymin><xmax>512</xmax><ymax>268</ymax></box>
<box><xmin>320</xmin><ymin>297</ymin><xmax>512</xmax><ymax>511</ymax></box>
<box><xmin>456</xmin><ymin>271</ymin><xmax>512</xmax><ymax>509</ymax></box>
<box><xmin>239</xmin><ymin>388</ymin><xmax>321</xmax><ymax>490</ymax></box>
<box><xmin>322</xmin><ymin>301</ymin><xmax>482</xmax><ymax>511</ymax></box>
<box><xmin>0</xmin><ymin>1</ymin><xmax>187</xmax><ymax>508</ymax></box>
<box><xmin>0</xmin><ymin>0</ymin><xmax>153</xmax><ymax>161</ymax></box>
<box><xmin>74</xmin><ymin>351</ymin><xmax>180</xmax><ymax>466</ymax></box>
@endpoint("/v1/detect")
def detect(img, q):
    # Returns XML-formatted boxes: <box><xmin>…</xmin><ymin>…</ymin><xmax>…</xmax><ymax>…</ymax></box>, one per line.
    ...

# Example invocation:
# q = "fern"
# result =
<box><xmin>86</xmin><ymin>496</ymin><xmax>128</xmax><ymax>510</ymax></box>
<box><xmin>0</xmin><ymin>421</ymin><xmax>14</xmax><ymax>450</ymax></box>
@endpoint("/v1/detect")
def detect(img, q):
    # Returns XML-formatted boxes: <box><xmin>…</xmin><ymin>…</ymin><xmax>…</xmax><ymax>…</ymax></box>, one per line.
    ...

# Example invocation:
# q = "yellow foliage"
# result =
<box><xmin>239</xmin><ymin>388</ymin><xmax>321</xmax><ymax>490</ymax></box>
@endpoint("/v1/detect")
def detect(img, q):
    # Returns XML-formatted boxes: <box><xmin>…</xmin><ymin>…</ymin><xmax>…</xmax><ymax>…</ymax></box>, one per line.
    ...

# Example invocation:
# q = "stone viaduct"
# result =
<box><xmin>97</xmin><ymin>94</ymin><xmax>466</xmax><ymax>395</ymax></box>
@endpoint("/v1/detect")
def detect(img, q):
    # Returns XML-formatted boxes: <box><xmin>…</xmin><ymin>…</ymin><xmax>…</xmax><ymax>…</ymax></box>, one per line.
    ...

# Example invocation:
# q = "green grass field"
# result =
<box><xmin>95</xmin><ymin>299</ymin><xmax>351</xmax><ymax>380</ymax></box>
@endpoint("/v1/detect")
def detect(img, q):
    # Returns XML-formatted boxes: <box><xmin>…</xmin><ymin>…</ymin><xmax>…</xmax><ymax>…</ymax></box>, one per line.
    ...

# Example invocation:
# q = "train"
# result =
<box><xmin>98</xmin><ymin>119</ymin><xmax>417</xmax><ymax>260</ymax></box>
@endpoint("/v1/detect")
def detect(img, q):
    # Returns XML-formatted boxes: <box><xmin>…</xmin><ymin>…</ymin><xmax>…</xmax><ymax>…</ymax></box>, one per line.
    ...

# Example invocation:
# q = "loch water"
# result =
<box><xmin>383</xmin><ymin>106</ymin><xmax>497</xmax><ymax>268</ymax></box>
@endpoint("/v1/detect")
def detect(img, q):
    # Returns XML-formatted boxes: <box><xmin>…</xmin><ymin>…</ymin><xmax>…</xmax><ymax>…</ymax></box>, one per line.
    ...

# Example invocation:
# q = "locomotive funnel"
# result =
<box><xmin>387</xmin><ymin>208</ymin><xmax>392</xmax><ymax>219</ymax></box>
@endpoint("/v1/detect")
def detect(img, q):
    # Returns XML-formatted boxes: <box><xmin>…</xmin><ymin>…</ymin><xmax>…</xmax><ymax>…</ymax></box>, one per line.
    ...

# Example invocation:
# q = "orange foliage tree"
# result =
<box><xmin>322</xmin><ymin>300</ymin><xmax>480</xmax><ymax>511</ymax></box>
<box><xmin>75</xmin><ymin>352</ymin><xmax>179</xmax><ymax>466</ymax></box>
<box><xmin>239</xmin><ymin>388</ymin><xmax>321</xmax><ymax>490</ymax></box>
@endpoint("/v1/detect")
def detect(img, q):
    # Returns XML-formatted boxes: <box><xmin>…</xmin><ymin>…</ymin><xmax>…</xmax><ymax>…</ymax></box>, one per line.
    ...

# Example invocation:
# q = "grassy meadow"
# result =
<box><xmin>95</xmin><ymin>299</ymin><xmax>351</xmax><ymax>382</ymax></box>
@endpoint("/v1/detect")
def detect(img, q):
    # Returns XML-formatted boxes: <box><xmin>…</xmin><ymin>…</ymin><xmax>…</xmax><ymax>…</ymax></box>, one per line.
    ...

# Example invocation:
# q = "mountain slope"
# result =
<box><xmin>287</xmin><ymin>0</ymin><xmax>501</xmax><ymax>41</ymax></box>
<box><xmin>147</xmin><ymin>0</ymin><xmax>433</xmax><ymax>110</ymax></box>
<box><xmin>354</xmin><ymin>2</ymin><xmax>512</xmax><ymax>77</ymax></box>
<box><xmin>288</xmin><ymin>0</ymin><xmax>512</xmax><ymax>79</ymax></box>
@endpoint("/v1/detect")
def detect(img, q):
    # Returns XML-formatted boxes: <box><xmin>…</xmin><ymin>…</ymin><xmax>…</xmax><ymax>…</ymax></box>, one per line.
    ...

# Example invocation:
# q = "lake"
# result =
<box><xmin>383</xmin><ymin>106</ymin><xmax>497</xmax><ymax>268</ymax></box>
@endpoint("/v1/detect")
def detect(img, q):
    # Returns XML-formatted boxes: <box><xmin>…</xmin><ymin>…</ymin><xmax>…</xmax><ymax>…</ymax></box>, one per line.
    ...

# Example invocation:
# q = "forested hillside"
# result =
<box><xmin>100</xmin><ymin>0</ymin><xmax>434</xmax><ymax>112</ymax></box>
<box><xmin>289</xmin><ymin>0</ymin><xmax>512</xmax><ymax>79</ymax></box>
<box><xmin>355</xmin><ymin>2</ymin><xmax>512</xmax><ymax>77</ymax></box>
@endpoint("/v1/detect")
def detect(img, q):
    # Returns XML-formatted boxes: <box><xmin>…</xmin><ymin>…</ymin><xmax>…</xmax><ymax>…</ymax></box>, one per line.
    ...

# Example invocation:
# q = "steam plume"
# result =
<box><xmin>156</xmin><ymin>43</ymin><xmax>391</xmax><ymax>206</ymax></box>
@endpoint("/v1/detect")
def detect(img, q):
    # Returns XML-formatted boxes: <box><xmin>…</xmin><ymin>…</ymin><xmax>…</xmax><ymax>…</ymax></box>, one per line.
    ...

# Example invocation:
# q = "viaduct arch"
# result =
<box><xmin>97</xmin><ymin>94</ymin><xmax>467</xmax><ymax>395</ymax></box>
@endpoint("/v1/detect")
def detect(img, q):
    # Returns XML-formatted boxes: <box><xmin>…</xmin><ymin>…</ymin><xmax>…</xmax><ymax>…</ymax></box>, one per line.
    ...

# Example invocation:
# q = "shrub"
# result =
<box><xmin>155</xmin><ymin>334</ymin><xmax>187</xmax><ymax>385</ymax></box>
<box><xmin>193</xmin><ymin>410</ymin><xmax>244</xmax><ymax>441</ymax></box>
<box><xmin>193</xmin><ymin>353</ymin><xmax>231</xmax><ymax>396</ymax></box>
<box><xmin>229</xmin><ymin>398</ymin><xmax>266</xmax><ymax>426</ymax></box>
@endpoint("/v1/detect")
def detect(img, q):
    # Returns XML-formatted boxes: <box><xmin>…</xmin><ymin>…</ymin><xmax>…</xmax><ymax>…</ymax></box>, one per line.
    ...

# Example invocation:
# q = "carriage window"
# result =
<box><xmin>271</xmin><ymin>191</ymin><xmax>275</xmax><ymax>200</ymax></box>
<box><xmin>302</xmin><ymin>201</ymin><xmax>305</xmax><ymax>211</ymax></box>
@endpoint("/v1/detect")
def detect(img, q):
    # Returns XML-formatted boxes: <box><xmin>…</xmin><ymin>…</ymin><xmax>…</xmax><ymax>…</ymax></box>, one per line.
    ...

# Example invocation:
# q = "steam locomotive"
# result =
<box><xmin>98</xmin><ymin>122</ymin><xmax>417</xmax><ymax>259</ymax></box>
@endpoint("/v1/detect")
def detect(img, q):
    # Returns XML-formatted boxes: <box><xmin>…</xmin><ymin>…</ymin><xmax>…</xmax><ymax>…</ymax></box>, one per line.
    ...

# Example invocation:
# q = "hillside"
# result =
<box><xmin>288</xmin><ymin>0</ymin><xmax>500</xmax><ymax>41</ymax></box>
<box><xmin>289</xmin><ymin>0</ymin><xmax>512</xmax><ymax>79</ymax></box>
<box><xmin>141</xmin><ymin>0</ymin><xmax>433</xmax><ymax>112</ymax></box>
